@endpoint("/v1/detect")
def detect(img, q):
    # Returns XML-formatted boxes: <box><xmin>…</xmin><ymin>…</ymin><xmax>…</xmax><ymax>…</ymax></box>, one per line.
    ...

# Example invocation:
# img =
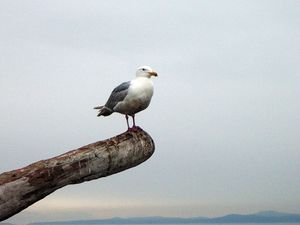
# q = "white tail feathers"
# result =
<box><xmin>94</xmin><ymin>106</ymin><xmax>113</xmax><ymax>117</ymax></box>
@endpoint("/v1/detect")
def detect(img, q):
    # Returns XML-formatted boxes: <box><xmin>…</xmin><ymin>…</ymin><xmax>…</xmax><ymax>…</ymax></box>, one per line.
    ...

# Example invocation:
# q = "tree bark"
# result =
<box><xmin>0</xmin><ymin>128</ymin><xmax>155</xmax><ymax>221</ymax></box>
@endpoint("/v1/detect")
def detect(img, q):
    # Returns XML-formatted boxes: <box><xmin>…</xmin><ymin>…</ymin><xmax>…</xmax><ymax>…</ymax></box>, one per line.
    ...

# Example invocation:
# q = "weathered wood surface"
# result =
<box><xmin>0</xmin><ymin>128</ymin><xmax>155</xmax><ymax>221</ymax></box>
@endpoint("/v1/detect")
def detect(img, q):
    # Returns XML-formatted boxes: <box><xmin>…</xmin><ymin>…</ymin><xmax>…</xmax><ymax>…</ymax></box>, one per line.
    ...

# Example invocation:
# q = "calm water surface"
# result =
<box><xmin>62</xmin><ymin>224</ymin><xmax>300</xmax><ymax>225</ymax></box>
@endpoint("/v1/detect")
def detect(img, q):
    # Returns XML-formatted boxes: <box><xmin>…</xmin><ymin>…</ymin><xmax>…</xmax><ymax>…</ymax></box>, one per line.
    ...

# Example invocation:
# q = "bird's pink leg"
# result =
<box><xmin>131</xmin><ymin>114</ymin><xmax>141</xmax><ymax>132</ymax></box>
<box><xmin>126</xmin><ymin>114</ymin><xmax>141</xmax><ymax>132</ymax></box>
<box><xmin>132</xmin><ymin>114</ymin><xmax>136</xmax><ymax>127</ymax></box>
<box><xmin>125</xmin><ymin>115</ymin><xmax>130</xmax><ymax>130</ymax></box>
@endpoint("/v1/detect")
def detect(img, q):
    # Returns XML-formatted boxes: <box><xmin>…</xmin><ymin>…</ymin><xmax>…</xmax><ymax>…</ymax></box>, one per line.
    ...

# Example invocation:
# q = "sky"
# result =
<box><xmin>0</xmin><ymin>0</ymin><xmax>300</xmax><ymax>224</ymax></box>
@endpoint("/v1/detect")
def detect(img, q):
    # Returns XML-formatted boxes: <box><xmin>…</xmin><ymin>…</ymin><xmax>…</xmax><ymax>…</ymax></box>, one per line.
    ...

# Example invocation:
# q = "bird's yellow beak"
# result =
<box><xmin>149</xmin><ymin>71</ymin><xmax>158</xmax><ymax>77</ymax></box>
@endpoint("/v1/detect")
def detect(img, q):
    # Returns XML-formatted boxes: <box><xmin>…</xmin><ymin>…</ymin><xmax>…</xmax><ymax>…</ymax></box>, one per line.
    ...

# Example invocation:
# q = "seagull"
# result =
<box><xmin>94</xmin><ymin>65</ymin><xmax>158</xmax><ymax>131</ymax></box>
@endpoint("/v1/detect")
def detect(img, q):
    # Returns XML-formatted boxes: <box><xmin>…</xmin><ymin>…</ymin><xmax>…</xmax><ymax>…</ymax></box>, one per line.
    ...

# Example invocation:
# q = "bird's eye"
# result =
<box><xmin>142</xmin><ymin>68</ymin><xmax>146</xmax><ymax>71</ymax></box>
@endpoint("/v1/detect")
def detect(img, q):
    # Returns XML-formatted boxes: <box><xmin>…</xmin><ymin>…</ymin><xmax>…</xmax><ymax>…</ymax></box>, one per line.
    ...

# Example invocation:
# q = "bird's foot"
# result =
<box><xmin>127</xmin><ymin>126</ymin><xmax>142</xmax><ymax>132</ymax></box>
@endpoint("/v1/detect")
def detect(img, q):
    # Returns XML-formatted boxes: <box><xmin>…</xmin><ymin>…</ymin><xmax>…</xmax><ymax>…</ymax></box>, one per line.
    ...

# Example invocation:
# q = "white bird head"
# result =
<box><xmin>136</xmin><ymin>65</ymin><xmax>158</xmax><ymax>78</ymax></box>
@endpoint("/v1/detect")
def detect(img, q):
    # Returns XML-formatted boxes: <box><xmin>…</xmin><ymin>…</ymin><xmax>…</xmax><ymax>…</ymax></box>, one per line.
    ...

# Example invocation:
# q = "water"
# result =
<box><xmin>36</xmin><ymin>224</ymin><xmax>300</xmax><ymax>225</ymax></box>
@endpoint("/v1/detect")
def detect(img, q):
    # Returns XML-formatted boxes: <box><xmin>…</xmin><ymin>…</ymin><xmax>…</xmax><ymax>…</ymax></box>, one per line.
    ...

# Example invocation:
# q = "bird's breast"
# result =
<box><xmin>114</xmin><ymin>78</ymin><xmax>154</xmax><ymax>115</ymax></box>
<box><xmin>129</xmin><ymin>78</ymin><xmax>154</xmax><ymax>100</ymax></box>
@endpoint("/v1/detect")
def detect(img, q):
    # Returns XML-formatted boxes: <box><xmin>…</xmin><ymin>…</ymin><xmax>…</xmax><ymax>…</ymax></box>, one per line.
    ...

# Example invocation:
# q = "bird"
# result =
<box><xmin>94</xmin><ymin>65</ymin><xmax>158</xmax><ymax>131</ymax></box>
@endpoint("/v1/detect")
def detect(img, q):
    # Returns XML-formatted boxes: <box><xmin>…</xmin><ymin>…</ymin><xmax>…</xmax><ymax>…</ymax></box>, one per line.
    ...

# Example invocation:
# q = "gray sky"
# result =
<box><xmin>1</xmin><ymin>0</ymin><xmax>300</xmax><ymax>224</ymax></box>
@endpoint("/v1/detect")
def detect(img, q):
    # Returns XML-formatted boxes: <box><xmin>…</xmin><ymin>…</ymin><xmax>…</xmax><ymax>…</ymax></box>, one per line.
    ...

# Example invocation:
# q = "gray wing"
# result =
<box><xmin>105</xmin><ymin>81</ymin><xmax>131</xmax><ymax>110</ymax></box>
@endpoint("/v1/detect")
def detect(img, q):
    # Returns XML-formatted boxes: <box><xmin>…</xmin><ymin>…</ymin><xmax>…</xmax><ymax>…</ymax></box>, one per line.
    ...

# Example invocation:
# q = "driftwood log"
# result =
<box><xmin>0</xmin><ymin>128</ymin><xmax>155</xmax><ymax>221</ymax></box>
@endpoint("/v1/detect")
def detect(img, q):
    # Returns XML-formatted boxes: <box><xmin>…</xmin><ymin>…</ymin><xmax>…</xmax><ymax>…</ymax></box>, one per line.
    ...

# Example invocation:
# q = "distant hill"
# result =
<box><xmin>28</xmin><ymin>210</ymin><xmax>300</xmax><ymax>225</ymax></box>
<box><xmin>207</xmin><ymin>210</ymin><xmax>300</xmax><ymax>223</ymax></box>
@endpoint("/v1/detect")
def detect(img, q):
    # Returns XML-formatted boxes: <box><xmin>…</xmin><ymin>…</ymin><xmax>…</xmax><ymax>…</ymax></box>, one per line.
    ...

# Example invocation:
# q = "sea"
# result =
<box><xmin>67</xmin><ymin>223</ymin><xmax>300</xmax><ymax>225</ymax></box>
<box><xmin>27</xmin><ymin>223</ymin><xmax>300</xmax><ymax>225</ymax></box>
<box><xmin>57</xmin><ymin>224</ymin><xmax>300</xmax><ymax>225</ymax></box>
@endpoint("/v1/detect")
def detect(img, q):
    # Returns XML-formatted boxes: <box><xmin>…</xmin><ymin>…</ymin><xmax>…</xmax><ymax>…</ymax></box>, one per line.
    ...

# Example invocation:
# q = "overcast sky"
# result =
<box><xmin>1</xmin><ymin>0</ymin><xmax>300</xmax><ymax>224</ymax></box>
